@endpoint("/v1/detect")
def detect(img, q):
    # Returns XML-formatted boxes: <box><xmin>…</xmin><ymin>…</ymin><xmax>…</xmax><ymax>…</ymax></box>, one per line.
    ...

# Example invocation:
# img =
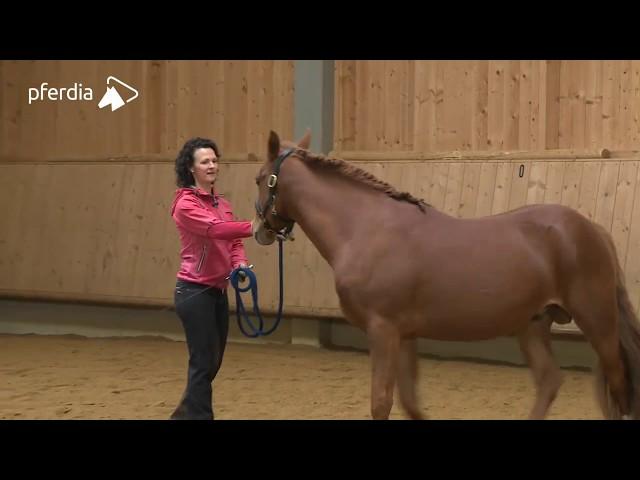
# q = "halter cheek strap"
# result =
<box><xmin>256</xmin><ymin>148</ymin><xmax>297</xmax><ymax>239</ymax></box>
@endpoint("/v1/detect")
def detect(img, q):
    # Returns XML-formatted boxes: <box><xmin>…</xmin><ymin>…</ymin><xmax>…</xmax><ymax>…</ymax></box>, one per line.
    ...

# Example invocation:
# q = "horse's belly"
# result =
<box><xmin>420</xmin><ymin>309</ymin><xmax>530</xmax><ymax>341</ymax></box>
<box><xmin>408</xmin><ymin>246</ymin><xmax>556</xmax><ymax>339</ymax></box>
<box><xmin>415</xmin><ymin>288</ymin><xmax>549</xmax><ymax>341</ymax></box>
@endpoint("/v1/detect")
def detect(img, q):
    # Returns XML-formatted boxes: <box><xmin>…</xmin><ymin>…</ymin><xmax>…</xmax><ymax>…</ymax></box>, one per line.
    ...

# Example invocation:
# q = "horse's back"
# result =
<box><xmin>462</xmin><ymin>203</ymin><xmax>600</xmax><ymax>252</ymax></box>
<box><xmin>475</xmin><ymin>203</ymin><xmax>582</xmax><ymax>225</ymax></box>
<box><xmin>461</xmin><ymin>203</ymin><xmax>610</xmax><ymax>277</ymax></box>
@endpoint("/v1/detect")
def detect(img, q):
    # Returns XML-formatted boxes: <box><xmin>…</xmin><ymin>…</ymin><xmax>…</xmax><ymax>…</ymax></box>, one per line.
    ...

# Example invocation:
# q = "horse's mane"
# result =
<box><xmin>293</xmin><ymin>148</ymin><xmax>430</xmax><ymax>213</ymax></box>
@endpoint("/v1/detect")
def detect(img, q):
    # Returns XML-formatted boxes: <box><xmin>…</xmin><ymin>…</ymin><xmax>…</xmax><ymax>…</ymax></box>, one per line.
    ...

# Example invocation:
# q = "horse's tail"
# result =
<box><xmin>593</xmin><ymin>225</ymin><xmax>640</xmax><ymax>419</ymax></box>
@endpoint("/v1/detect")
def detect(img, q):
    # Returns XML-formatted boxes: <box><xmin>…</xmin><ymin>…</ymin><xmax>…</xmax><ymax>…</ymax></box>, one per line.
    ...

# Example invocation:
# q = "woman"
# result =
<box><xmin>170</xmin><ymin>137</ymin><xmax>254</xmax><ymax>420</ymax></box>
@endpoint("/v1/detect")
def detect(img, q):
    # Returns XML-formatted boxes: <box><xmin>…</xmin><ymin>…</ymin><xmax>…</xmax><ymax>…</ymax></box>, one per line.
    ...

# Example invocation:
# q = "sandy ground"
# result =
<box><xmin>0</xmin><ymin>334</ymin><xmax>602</xmax><ymax>420</ymax></box>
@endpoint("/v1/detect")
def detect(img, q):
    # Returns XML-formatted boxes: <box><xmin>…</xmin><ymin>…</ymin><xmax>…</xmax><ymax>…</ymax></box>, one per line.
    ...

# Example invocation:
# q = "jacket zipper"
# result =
<box><xmin>196</xmin><ymin>244</ymin><xmax>208</xmax><ymax>273</ymax></box>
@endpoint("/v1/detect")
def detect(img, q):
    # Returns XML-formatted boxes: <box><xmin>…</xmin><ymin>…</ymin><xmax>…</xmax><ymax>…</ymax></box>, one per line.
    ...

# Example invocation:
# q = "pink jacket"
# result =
<box><xmin>171</xmin><ymin>187</ymin><xmax>253</xmax><ymax>289</ymax></box>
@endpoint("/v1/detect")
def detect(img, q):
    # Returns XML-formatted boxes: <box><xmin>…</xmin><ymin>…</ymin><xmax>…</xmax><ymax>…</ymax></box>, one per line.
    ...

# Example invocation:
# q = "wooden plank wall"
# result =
<box><xmin>4</xmin><ymin>154</ymin><xmax>640</xmax><ymax>326</ymax></box>
<box><xmin>334</xmin><ymin>60</ymin><xmax>640</xmax><ymax>153</ymax></box>
<box><xmin>3</xmin><ymin>60</ymin><xmax>640</xmax><ymax>333</ymax></box>
<box><xmin>0</xmin><ymin>60</ymin><xmax>294</xmax><ymax>160</ymax></box>
<box><xmin>0</xmin><ymin>60</ymin><xmax>295</xmax><ymax>311</ymax></box>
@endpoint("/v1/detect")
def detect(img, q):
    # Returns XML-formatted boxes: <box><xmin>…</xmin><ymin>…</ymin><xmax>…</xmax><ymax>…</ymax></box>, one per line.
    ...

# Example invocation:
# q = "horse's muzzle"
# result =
<box><xmin>254</xmin><ymin>225</ymin><xmax>276</xmax><ymax>246</ymax></box>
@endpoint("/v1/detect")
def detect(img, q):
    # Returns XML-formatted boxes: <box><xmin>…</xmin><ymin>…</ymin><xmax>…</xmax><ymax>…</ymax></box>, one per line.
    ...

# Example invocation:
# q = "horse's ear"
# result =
<box><xmin>297</xmin><ymin>129</ymin><xmax>312</xmax><ymax>150</ymax></box>
<box><xmin>268</xmin><ymin>130</ymin><xmax>280</xmax><ymax>162</ymax></box>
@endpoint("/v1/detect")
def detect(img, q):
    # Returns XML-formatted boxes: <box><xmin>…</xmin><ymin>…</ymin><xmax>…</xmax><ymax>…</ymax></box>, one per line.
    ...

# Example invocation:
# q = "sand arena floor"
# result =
<box><xmin>0</xmin><ymin>334</ymin><xmax>602</xmax><ymax>420</ymax></box>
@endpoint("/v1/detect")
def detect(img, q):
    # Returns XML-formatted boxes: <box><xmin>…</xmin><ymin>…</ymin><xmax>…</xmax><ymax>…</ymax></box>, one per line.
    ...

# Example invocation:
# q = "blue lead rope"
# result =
<box><xmin>229</xmin><ymin>239</ymin><xmax>284</xmax><ymax>337</ymax></box>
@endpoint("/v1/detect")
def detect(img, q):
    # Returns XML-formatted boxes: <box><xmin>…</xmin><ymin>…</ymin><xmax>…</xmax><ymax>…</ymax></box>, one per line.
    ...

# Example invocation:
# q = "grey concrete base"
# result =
<box><xmin>0</xmin><ymin>299</ymin><xmax>597</xmax><ymax>370</ymax></box>
<box><xmin>329</xmin><ymin>321</ymin><xmax>597</xmax><ymax>371</ymax></box>
<box><xmin>0</xmin><ymin>299</ymin><xmax>186</xmax><ymax>341</ymax></box>
<box><xmin>0</xmin><ymin>299</ymin><xmax>291</xmax><ymax>345</ymax></box>
<box><xmin>291</xmin><ymin>317</ymin><xmax>332</xmax><ymax>347</ymax></box>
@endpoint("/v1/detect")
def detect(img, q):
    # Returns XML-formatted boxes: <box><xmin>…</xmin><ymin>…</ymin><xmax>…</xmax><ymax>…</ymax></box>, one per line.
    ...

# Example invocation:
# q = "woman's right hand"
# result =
<box><xmin>250</xmin><ymin>218</ymin><xmax>260</xmax><ymax>236</ymax></box>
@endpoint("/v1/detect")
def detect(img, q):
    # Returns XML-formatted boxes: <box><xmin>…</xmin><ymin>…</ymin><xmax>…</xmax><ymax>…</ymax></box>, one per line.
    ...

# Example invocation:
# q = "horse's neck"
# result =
<box><xmin>282</xmin><ymin>166</ymin><xmax>375</xmax><ymax>267</ymax></box>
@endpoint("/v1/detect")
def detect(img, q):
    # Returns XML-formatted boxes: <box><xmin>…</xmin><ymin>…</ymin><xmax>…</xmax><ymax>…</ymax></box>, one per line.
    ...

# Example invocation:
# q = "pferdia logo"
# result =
<box><xmin>28</xmin><ymin>76</ymin><xmax>139</xmax><ymax>112</ymax></box>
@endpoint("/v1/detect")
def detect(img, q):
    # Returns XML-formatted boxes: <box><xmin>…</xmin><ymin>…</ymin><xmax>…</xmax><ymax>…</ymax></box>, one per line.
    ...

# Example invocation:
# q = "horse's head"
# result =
<box><xmin>253</xmin><ymin>129</ymin><xmax>311</xmax><ymax>245</ymax></box>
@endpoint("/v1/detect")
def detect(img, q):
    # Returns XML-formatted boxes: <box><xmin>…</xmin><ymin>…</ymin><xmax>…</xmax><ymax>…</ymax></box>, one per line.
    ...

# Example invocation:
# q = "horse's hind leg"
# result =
<box><xmin>518</xmin><ymin>314</ymin><xmax>563</xmax><ymax>419</ymax></box>
<box><xmin>367</xmin><ymin>316</ymin><xmax>400</xmax><ymax>420</ymax></box>
<box><xmin>396</xmin><ymin>339</ymin><xmax>425</xmax><ymax>420</ymax></box>
<box><xmin>571</xmin><ymin>306</ymin><xmax>631</xmax><ymax>417</ymax></box>
<box><xmin>590</xmin><ymin>332</ymin><xmax>631</xmax><ymax>418</ymax></box>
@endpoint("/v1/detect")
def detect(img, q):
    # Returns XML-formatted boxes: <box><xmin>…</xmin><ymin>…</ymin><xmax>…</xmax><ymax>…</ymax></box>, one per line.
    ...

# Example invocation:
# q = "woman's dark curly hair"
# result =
<box><xmin>175</xmin><ymin>137</ymin><xmax>221</xmax><ymax>187</ymax></box>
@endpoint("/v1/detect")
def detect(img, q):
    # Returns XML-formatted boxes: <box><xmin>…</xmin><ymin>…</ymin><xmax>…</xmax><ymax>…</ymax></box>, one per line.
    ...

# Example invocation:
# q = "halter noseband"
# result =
<box><xmin>255</xmin><ymin>148</ymin><xmax>296</xmax><ymax>240</ymax></box>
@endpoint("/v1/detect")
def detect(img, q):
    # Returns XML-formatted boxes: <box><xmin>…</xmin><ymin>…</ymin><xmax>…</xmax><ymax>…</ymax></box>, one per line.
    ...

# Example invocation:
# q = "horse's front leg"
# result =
<box><xmin>397</xmin><ymin>338</ymin><xmax>425</xmax><ymax>420</ymax></box>
<box><xmin>366</xmin><ymin>315</ymin><xmax>400</xmax><ymax>420</ymax></box>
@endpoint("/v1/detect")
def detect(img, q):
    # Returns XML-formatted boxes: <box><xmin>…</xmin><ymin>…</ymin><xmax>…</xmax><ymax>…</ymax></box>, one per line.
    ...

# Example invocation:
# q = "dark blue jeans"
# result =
<box><xmin>171</xmin><ymin>280</ymin><xmax>229</xmax><ymax>420</ymax></box>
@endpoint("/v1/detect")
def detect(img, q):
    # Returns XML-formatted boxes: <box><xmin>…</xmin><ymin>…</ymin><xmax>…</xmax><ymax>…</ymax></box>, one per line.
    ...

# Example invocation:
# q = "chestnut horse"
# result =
<box><xmin>253</xmin><ymin>130</ymin><xmax>640</xmax><ymax>420</ymax></box>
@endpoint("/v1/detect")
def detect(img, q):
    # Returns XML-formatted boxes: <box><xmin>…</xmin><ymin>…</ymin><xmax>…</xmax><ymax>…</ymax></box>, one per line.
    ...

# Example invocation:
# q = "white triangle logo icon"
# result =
<box><xmin>98</xmin><ymin>86</ymin><xmax>126</xmax><ymax>111</ymax></box>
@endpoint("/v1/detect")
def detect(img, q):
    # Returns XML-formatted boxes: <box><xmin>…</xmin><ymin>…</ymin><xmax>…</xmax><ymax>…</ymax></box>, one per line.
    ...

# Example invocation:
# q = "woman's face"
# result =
<box><xmin>191</xmin><ymin>147</ymin><xmax>219</xmax><ymax>187</ymax></box>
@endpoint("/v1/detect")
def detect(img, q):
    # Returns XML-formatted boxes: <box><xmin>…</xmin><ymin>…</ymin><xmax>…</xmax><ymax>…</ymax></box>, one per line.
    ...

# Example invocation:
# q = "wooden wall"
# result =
<box><xmin>0</xmin><ymin>160</ymin><xmax>338</xmax><ymax>317</ymax></box>
<box><xmin>0</xmin><ymin>60</ymin><xmax>294</xmax><ymax>159</ymax></box>
<box><xmin>3</xmin><ymin>60</ymin><xmax>640</xmax><ymax>335</ymax></box>
<box><xmin>4</xmin><ymin>153</ymin><xmax>640</xmax><ymax>325</ymax></box>
<box><xmin>0</xmin><ymin>60</ymin><xmax>296</xmax><ymax>311</ymax></box>
<box><xmin>334</xmin><ymin>61</ymin><xmax>640</xmax><ymax>153</ymax></box>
